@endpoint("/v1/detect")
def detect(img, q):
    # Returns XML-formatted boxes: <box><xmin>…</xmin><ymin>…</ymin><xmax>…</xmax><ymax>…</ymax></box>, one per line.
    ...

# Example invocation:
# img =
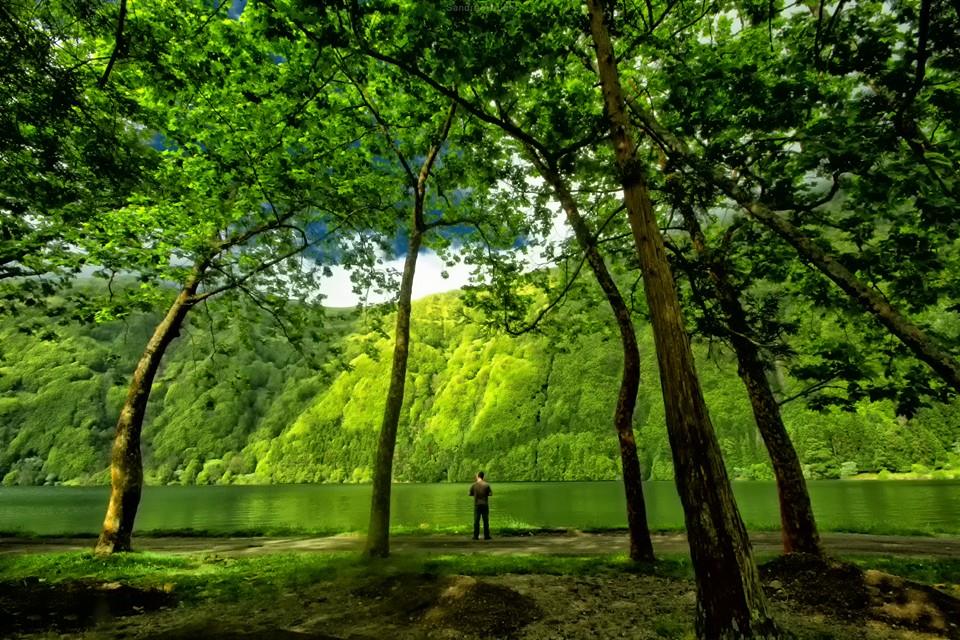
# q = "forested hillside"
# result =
<box><xmin>2</xmin><ymin>290</ymin><xmax>957</xmax><ymax>487</ymax></box>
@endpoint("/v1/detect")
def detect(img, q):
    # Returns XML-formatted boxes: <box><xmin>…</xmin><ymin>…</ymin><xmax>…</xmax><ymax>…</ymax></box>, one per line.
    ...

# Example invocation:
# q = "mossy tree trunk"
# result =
<box><xmin>95</xmin><ymin>272</ymin><xmax>201</xmax><ymax>555</ymax></box>
<box><xmin>585</xmin><ymin>1</ymin><xmax>780</xmax><ymax>636</ymax></box>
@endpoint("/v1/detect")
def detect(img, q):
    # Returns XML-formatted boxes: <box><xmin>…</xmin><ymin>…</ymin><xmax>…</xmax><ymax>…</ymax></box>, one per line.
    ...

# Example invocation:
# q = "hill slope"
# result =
<box><xmin>0</xmin><ymin>290</ymin><xmax>957</xmax><ymax>485</ymax></box>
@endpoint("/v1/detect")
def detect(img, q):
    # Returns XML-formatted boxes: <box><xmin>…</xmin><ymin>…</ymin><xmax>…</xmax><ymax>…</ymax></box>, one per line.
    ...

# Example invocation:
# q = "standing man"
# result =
<box><xmin>469</xmin><ymin>471</ymin><xmax>492</xmax><ymax>540</ymax></box>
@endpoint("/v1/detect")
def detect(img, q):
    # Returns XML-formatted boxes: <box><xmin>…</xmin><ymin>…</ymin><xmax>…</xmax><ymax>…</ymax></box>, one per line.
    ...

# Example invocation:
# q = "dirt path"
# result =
<box><xmin>3</xmin><ymin>531</ymin><xmax>960</xmax><ymax>558</ymax></box>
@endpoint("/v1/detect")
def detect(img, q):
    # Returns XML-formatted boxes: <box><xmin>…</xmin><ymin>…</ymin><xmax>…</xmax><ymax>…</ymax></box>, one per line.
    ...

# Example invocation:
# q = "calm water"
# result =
<box><xmin>1</xmin><ymin>480</ymin><xmax>958</xmax><ymax>536</ymax></box>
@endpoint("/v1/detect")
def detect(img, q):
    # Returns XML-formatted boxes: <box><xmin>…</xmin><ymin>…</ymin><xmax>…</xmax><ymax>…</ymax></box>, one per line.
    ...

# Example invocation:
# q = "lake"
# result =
<box><xmin>1</xmin><ymin>480</ymin><xmax>959</xmax><ymax>536</ymax></box>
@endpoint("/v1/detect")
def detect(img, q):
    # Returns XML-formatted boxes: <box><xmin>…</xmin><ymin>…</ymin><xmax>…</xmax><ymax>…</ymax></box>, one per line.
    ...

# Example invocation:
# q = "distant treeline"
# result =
<box><xmin>1</xmin><ymin>291</ymin><xmax>958</xmax><ymax>487</ymax></box>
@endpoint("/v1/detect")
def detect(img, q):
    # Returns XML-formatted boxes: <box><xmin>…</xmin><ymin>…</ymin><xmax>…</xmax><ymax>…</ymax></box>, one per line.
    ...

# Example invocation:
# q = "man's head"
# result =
<box><xmin>477</xmin><ymin>471</ymin><xmax>485</xmax><ymax>480</ymax></box>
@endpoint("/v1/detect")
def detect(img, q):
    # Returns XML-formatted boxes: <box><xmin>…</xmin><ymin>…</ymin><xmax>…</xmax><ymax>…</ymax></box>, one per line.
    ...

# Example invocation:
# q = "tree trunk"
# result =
<box><xmin>95</xmin><ymin>274</ymin><xmax>200</xmax><ymax>554</ymax></box>
<box><xmin>365</xmin><ymin>212</ymin><xmax>423</xmax><ymax>558</ymax></box>
<box><xmin>585</xmin><ymin>1</ymin><xmax>780</xmax><ymax>637</ymax></box>
<box><xmin>362</xmin><ymin>101</ymin><xmax>455</xmax><ymax>558</ymax></box>
<box><xmin>735</xmin><ymin>335</ymin><xmax>823</xmax><ymax>554</ymax></box>
<box><xmin>630</xmin><ymin>102</ymin><xmax>960</xmax><ymax>394</ymax></box>
<box><xmin>538</xmin><ymin>161</ymin><xmax>654</xmax><ymax>562</ymax></box>
<box><xmin>683</xmin><ymin>210</ymin><xmax>823</xmax><ymax>556</ymax></box>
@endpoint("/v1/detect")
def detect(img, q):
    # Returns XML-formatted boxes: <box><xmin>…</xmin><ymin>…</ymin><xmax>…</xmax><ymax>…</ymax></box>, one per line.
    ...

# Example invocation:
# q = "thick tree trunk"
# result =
<box><xmin>684</xmin><ymin>211</ymin><xmax>823</xmax><ymax>555</ymax></box>
<box><xmin>95</xmin><ymin>274</ymin><xmax>200</xmax><ymax>554</ymax></box>
<box><xmin>365</xmin><ymin>212</ymin><xmax>423</xmax><ymax>558</ymax></box>
<box><xmin>631</xmin><ymin>103</ymin><xmax>960</xmax><ymax>394</ymax></box>
<box><xmin>585</xmin><ymin>1</ymin><xmax>780</xmax><ymax>637</ymax></box>
<box><xmin>538</xmin><ymin>163</ymin><xmax>654</xmax><ymax>562</ymax></box>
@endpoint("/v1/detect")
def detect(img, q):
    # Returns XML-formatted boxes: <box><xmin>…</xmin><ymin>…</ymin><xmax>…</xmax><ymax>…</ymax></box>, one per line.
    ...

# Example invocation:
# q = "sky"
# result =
<box><xmin>315</xmin><ymin>203</ymin><xmax>570</xmax><ymax>308</ymax></box>
<box><xmin>315</xmin><ymin>248</ymin><xmax>477</xmax><ymax>307</ymax></box>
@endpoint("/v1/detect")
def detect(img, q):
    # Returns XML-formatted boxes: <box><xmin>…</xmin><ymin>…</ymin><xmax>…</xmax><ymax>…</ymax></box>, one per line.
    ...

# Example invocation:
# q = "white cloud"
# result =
<box><xmin>316</xmin><ymin>202</ymin><xmax>571</xmax><ymax>309</ymax></box>
<box><xmin>315</xmin><ymin>248</ymin><xmax>478</xmax><ymax>307</ymax></box>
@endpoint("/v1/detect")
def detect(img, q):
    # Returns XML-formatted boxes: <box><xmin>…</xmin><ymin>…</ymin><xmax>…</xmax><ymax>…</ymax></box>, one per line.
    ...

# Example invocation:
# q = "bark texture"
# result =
<box><xmin>95</xmin><ymin>274</ymin><xmax>200</xmax><ymax>554</ymax></box>
<box><xmin>684</xmin><ymin>212</ymin><xmax>822</xmax><ymax>556</ymax></box>
<box><xmin>365</xmin><ymin>224</ymin><xmax>423</xmax><ymax>558</ymax></box>
<box><xmin>538</xmin><ymin>160</ymin><xmax>654</xmax><ymax>562</ymax></box>
<box><xmin>585</xmin><ymin>1</ymin><xmax>780</xmax><ymax>636</ymax></box>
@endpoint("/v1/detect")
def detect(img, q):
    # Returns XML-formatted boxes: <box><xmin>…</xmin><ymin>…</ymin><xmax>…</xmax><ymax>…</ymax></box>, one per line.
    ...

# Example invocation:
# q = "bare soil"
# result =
<box><xmin>0</xmin><ymin>579</ymin><xmax>176</xmax><ymax>637</ymax></box>
<box><xmin>4</xmin><ymin>533</ymin><xmax>960</xmax><ymax>638</ymax></box>
<box><xmin>4</xmin><ymin>556</ymin><xmax>959</xmax><ymax>640</ymax></box>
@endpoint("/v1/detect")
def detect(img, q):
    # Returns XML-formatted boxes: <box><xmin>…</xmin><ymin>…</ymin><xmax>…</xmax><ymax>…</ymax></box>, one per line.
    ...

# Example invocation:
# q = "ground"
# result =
<box><xmin>4</xmin><ymin>531</ymin><xmax>960</xmax><ymax>558</ymax></box>
<box><xmin>1</xmin><ymin>533</ymin><xmax>959</xmax><ymax>639</ymax></box>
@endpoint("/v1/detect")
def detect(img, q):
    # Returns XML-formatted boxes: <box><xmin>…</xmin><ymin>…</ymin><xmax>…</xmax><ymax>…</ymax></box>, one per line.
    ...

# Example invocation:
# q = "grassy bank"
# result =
<box><xmin>849</xmin><ymin>469</ymin><xmax>960</xmax><ymax>481</ymax></box>
<box><xmin>2</xmin><ymin>550</ymin><xmax>958</xmax><ymax>603</ymax></box>
<box><xmin>0</xmin><ymin>551</ymin><xmax>960</xmax><ymax>596</ymax></box>
<box><xmin>2</xmin><ymin>550</ymin><xmax>959</xmax><ymax>640</ymax></box>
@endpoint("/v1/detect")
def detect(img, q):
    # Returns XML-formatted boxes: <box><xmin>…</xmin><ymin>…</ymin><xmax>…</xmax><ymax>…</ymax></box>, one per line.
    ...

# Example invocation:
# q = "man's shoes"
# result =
<box><xmin>472</xmin><ymin>537</ymin><xmax>479</xmax><ymax>541</ymax></box>
<box><xmin>484</xmin><ymin>537</ymin><xmax>491</xmax><ymax>540</ymax></box>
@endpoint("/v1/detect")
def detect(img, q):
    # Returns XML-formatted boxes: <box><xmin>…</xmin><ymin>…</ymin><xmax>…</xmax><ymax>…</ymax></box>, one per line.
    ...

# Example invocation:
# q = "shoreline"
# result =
<box><xmin>4</xmin><ymin>530</ymin><xmax>960</xmax><ymax>558</ymax></box>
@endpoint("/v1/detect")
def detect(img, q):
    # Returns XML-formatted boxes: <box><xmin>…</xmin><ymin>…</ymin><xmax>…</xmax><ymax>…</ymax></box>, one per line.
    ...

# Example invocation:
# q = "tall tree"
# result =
<box><xmin>267</xmin><ymin>1</ymin><xmax>658</xmax><ymax>560</ymax></box>
<box><xmin>625</xmin><ymin>0</ymin><xmax>960</xmax><ymax>406</ymax></box>
<box><xmin>91</xmin><ymin>2</ymin><xmax>375</xmax><ymax>552</ymax></box>
<box><xmin>584</xmin><ymin>0</ymin><xmax>780</xmax><ymax>636</ymax></box>
<box><xmin>320</xmin><ymin>0</ymin><xmax>659</xmax><ymax>563</ymax></box>
<box><xmin>664</xmin><ymin>187</ymin><xmax>822</xmax><ymax>555</ymax></box>
<box><xmin>348</xmin><ymin>78</ymin><xmax>459</xmax><ymax>557</ymax></box>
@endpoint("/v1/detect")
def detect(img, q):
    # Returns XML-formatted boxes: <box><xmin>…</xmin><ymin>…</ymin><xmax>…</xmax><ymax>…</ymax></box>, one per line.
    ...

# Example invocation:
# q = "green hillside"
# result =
<box><xmin>1</xmin><ymin>290</ymin><xmax>957</xmax><ymax>486</ymax></box>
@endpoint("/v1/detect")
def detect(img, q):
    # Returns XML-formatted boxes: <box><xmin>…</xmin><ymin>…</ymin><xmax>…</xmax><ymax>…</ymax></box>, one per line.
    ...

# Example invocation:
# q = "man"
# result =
<box><xmin>469</xmin><ymin>471</ymin><xmax>492</xmax><ymax>540</ymax></box>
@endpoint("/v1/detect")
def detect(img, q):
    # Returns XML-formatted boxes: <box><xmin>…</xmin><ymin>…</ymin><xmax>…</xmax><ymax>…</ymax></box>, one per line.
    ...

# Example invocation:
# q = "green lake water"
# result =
<box><xmin>1</xmin><ymin>480</ymin><xmax>958</xmax><ymax>536</ymax></box>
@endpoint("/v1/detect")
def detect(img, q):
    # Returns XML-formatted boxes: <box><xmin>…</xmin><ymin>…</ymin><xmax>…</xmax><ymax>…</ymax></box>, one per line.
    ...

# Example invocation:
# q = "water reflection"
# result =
<box><xmin>0</xmin><ymin>480</ymin><xmax>958</xmax><ymax>536</ymax></box>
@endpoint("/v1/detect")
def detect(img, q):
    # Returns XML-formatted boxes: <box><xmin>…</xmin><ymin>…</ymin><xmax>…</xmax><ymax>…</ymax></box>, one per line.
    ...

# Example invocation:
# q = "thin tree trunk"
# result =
<box><xmin>585</xmin><ymin>1</ymin><xmax>780</xmax><ymax>637</ymax></box>
<box><xmin>735</xmin><ymin>335</ymin><xmax>822</xmax><ymax>554</ymax></box>
<box><xmin>537</xmin><ymin>161</ymin><xmax>654</xmax><ymax>562</ymax></box>
<box><xmin>362</xmin><ymin>100</ymin><xmax>456</xmax><ymax>558</ymax></box>
<box><xmin>365</xmin><ymin>220</ymin><xmax>423</xmax><ymax>558</ymax></box>
<box><xmin>684</xmin><ymin>212</ymin><xmax>822</xmax><ymax>555</ymax></box>
<box><xmin>95</xmin><ymin>273</ymin><xmax>200</xmax><ymax>554</ymax></box>
<box><xmin>631</xmin><ymin>102</ymin><xmax>960</xmax><ymax>393</ymax></box>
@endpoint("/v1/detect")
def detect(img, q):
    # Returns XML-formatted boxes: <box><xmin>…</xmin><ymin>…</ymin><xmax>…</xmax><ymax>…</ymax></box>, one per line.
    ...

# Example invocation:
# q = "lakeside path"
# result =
<box><xmin>3</xmin><ymin>531</ymin><xmax>960</xmax><ymax>557</ymax></box>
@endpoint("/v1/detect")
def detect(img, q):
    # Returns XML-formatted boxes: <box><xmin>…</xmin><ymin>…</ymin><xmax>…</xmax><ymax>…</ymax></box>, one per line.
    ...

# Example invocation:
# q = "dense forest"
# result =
<box><xmin>2</xmin><ymin>286</ymin><xmax>958</xmax><ymax>487</ymax></box>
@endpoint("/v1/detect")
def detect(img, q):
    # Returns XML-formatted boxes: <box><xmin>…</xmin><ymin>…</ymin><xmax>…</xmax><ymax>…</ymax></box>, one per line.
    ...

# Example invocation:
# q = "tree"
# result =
<box><xmin>346</xmin><ymin>0</ymin><xmax>658</xmax><ymax>564</ymax></box>
<box><xmin>91</xmin><ymin>2</ymin><xmax>378</xmax><ymax>552</ymax></box>
<box><xmin>0</xmin><ymin>0</ymin><xmax>150</xmax><ymax>307</ymax></box>
<box><xmin>665</xmin><ymin>185</ymin><xmax>822</xmax><ymax>555</ymax></box>
<box><xmin>584</xmin><ymin>1</ymin><xmax>780</xmax><ymax>636</ymax></box>
<box><xmin>272</xmin><ymin>0</ymin><xmax>657</xmax><ymax>560</ymax></box>
<box><xmin>341</xmin><ymin>70</ymin><xmax>459</xmax><ymax>558</ymax></box>
<box><xmin>626</xmin><ymin>0</ymin><xmax>960</xmax><ymax>402</ymax></box>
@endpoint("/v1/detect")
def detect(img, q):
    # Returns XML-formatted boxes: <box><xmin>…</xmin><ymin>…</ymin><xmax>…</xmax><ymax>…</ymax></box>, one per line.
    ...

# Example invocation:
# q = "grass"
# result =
<box><xmin>2</xmin><ymin>549</ymin><xmax>957</xmax><ymax>601</ymax></box>
<box><xmin>845</xmin><ymin>556</ymin><xmax>960</xmax><ymax>585</ymax></box>
<box><xmin>0</xmin><ymin>551</ymin><xmax>358</xmax><ymax>602</ymax></box>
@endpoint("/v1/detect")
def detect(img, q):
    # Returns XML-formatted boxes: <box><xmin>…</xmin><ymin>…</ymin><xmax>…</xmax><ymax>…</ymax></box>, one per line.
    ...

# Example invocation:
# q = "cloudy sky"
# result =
<box><xmin>315</xmin><ymin>203</ymin><xmax>570</xmax><ymax>308</ymax></box>
<box><xmin>315</xmin><ymin>249</ymin><xmax>477</xmax><ymax>307</ymax></box>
